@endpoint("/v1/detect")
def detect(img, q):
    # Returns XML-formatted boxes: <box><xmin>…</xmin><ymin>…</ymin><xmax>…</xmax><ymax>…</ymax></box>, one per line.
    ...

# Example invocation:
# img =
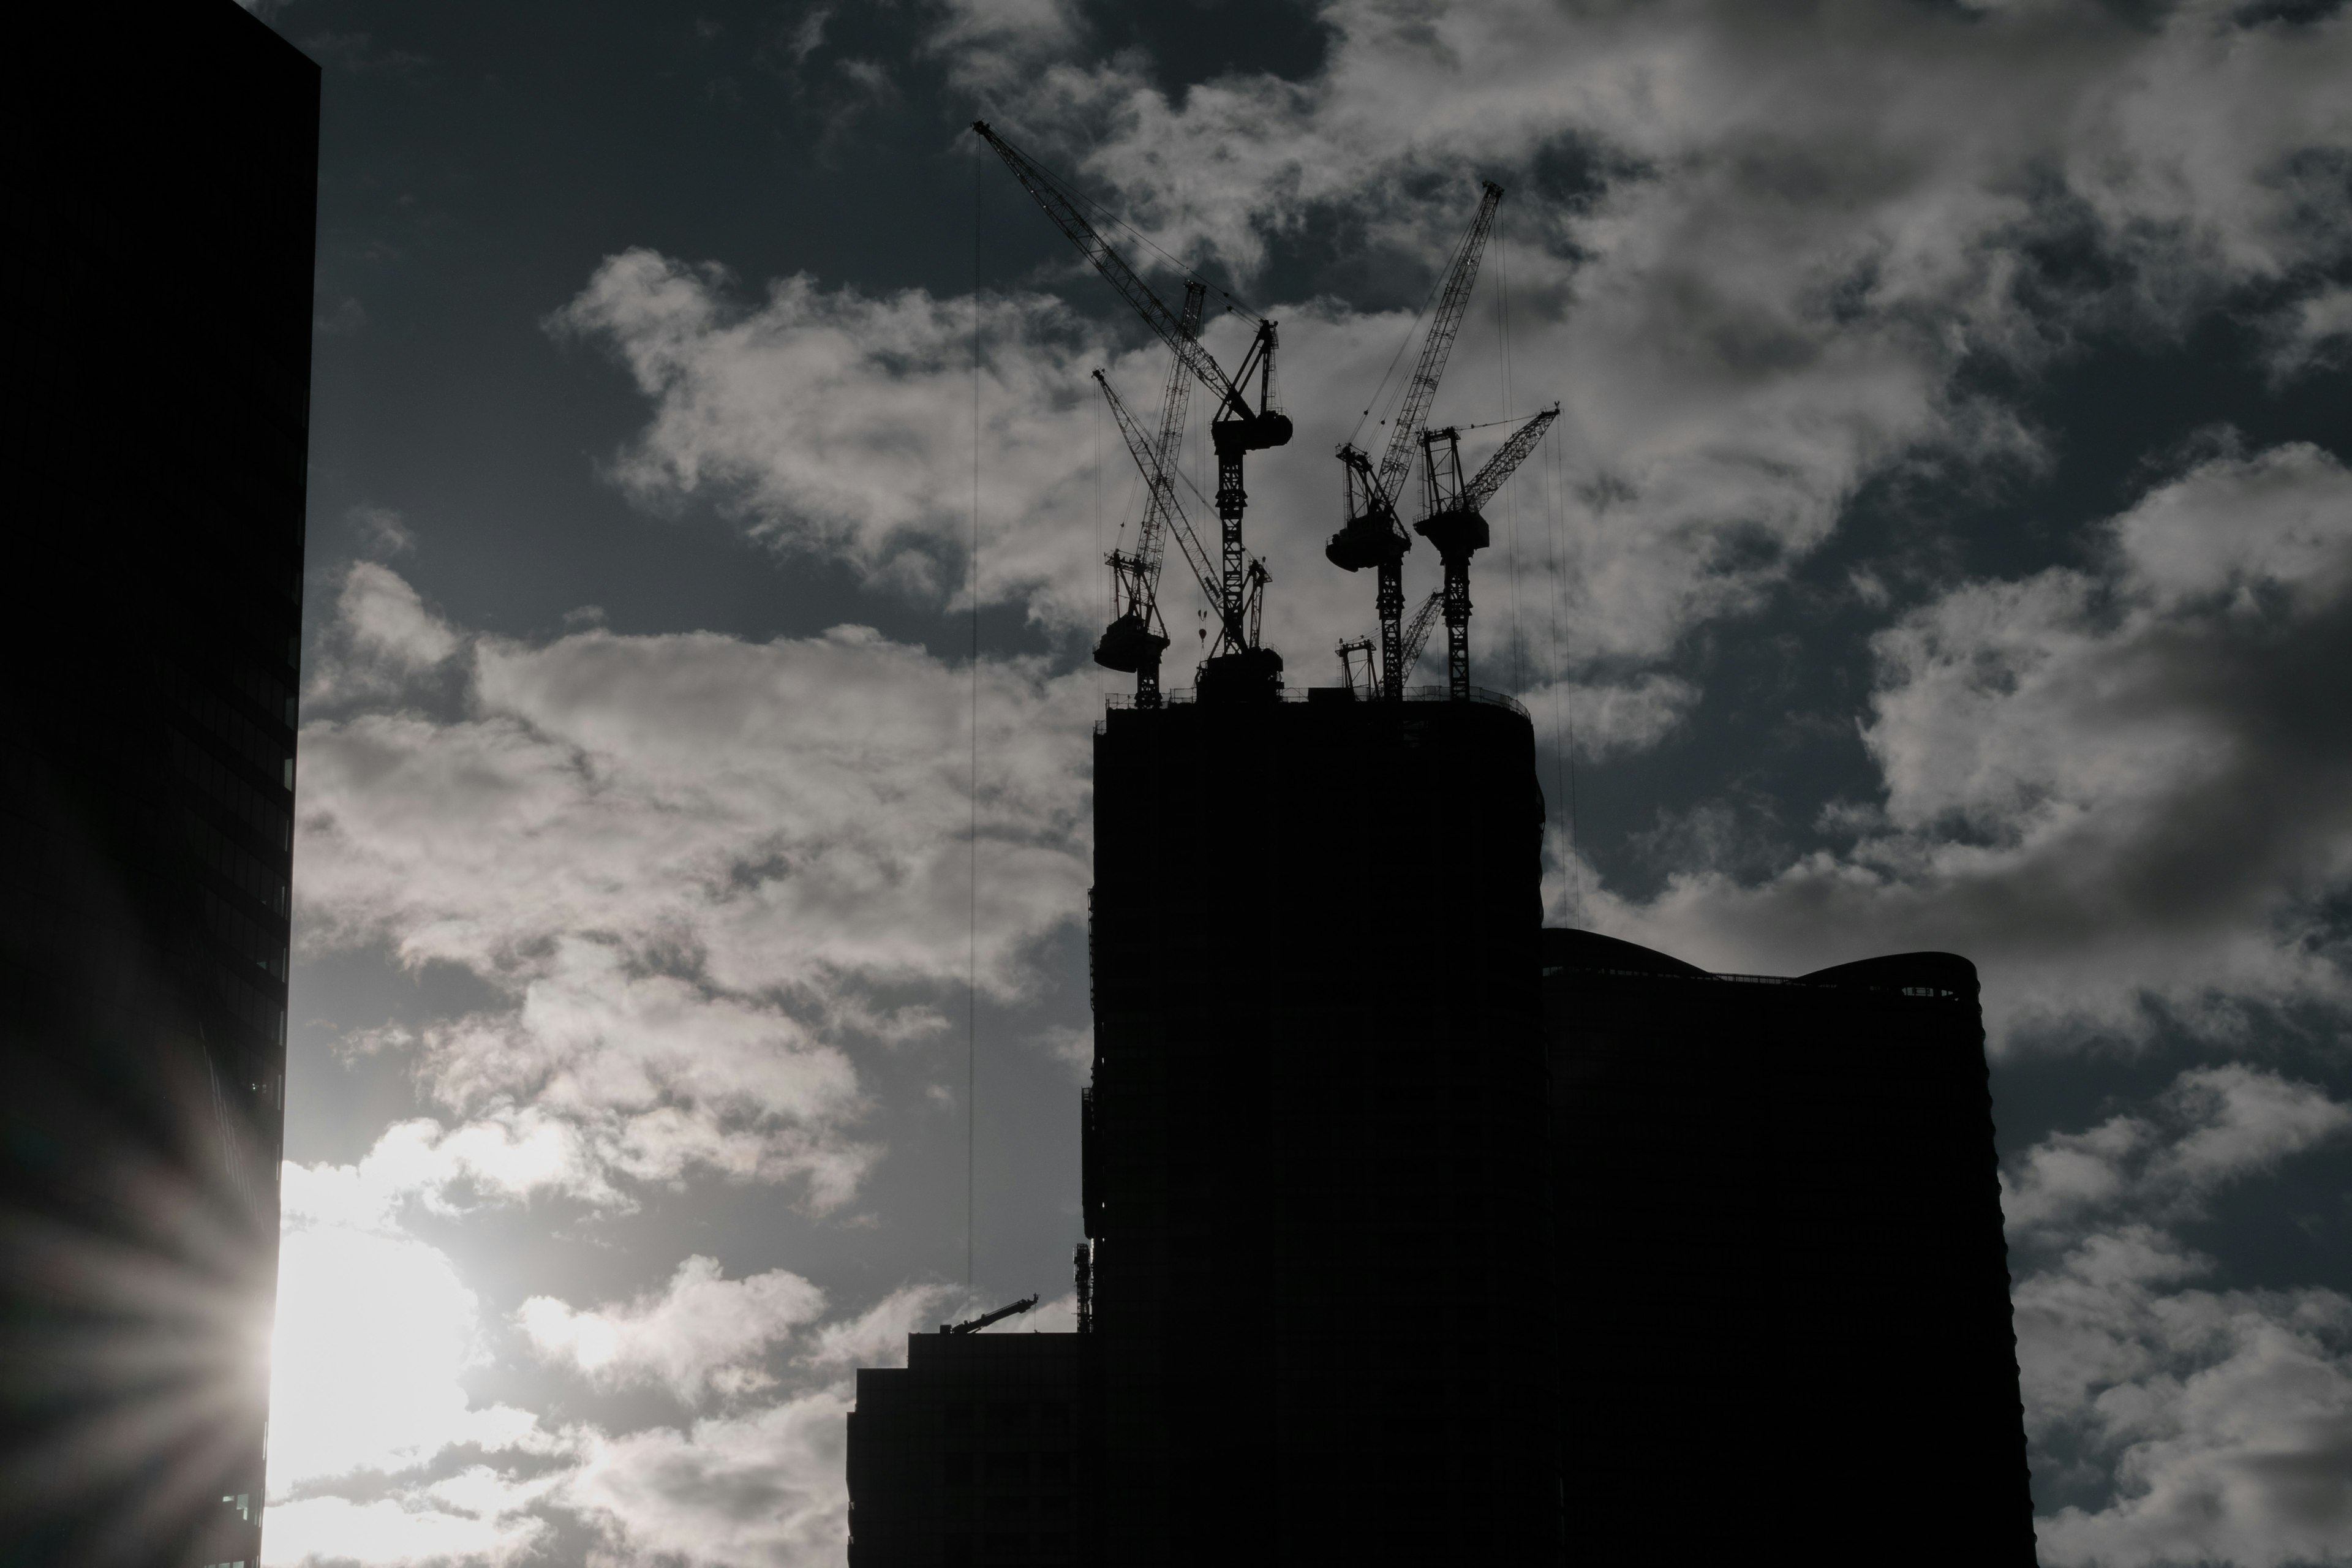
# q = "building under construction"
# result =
<box><xmin>846</xmin><ymin>127</ymin><xmax>2037</xmax><ymax>1567</ymax></box>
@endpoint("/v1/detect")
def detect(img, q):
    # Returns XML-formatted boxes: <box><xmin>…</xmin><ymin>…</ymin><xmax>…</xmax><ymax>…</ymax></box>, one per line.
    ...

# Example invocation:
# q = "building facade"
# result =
<box><xmin>848</xmin><ymin>1330</ymin><xmax>1096</xmax><ymax>1568</ymax></box>
<box><xmin>1084</xmin><ymin>691</ymin><xmax>1556</xmax><ymax>1566</ymax></box>
<box><xmin>4</xmin><ymin>6</ymin><xmax>318</xmax><ymax>1563</ymax></box>
<box><xmin>1542</xmin><ymin>928</ymin><xmax>2039</xmax><ymax>1564</ymax></box>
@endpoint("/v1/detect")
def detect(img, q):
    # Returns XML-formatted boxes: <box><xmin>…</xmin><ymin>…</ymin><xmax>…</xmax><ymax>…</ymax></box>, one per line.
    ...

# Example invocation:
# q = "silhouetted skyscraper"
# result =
<box><xmin>4</xmin><ymin>6</ymin><xmax>317</xmax><ymax>1562</ymax></box>
<box><xmin>1084</xmin><ymin>690</ymin><xmax>1556</xmax><ymax>1566</ymax></box>
<box><xmin>1541</xmin><ymin>929</ymin><xmax>2038</xmax><ymax>1566</ymax></box>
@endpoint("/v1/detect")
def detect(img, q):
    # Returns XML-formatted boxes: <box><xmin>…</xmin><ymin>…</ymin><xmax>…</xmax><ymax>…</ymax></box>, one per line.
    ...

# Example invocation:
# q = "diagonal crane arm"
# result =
<box><xmin>1373</xmin><ymin>182</ymin><xmax>1503</xmax><ymax>513</ymax></box>
<box><xmin>1096</xmin><ymin>371</ymin><xmax>1236</xmax><ymax>650</ymax></box>
<box><xmin>1398</xmin><ymin>589</ymin><xmax>1444</xmax><ymax>679</ymax></box>
<box><xmin>974</xmin><ymin>121</ymin><xmax>1254</xmax><ymax>424</ymax></box>
<box><xmin>1131</xmin><ymin>282</ymin><xmax>1207</xmax><ymax>592</ymax></box>
<box><xmin>1461</xmin><ymin>405</ymin><xmax>1561</xmax><ymax>514</ymax></box>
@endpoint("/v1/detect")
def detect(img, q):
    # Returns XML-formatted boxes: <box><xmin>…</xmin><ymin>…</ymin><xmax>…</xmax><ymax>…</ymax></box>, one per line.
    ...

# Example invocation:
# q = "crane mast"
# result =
<box><xmin>1415</xmin><ymin>405</ymin><xmax>1559</xmax><ymax>699</ymax></box>
<box><xmin>1335</xmin><ymin>587</ymin><xmax>1443</xmax><ymax>695</ymax></box>
<box><xmin>1327</xmin><ymin>183</ymin><xmax>1504</xmax><ymax>701</ymax></box>
<box><xmin>974</xmin><ymin>122</ymin><xmax>1294</xmax><ymax>699</ymax></box>
<box><xmin>1094</xmin><ymin>281</ymin><xmax>1207</xmax><ymax>707</ymax></box>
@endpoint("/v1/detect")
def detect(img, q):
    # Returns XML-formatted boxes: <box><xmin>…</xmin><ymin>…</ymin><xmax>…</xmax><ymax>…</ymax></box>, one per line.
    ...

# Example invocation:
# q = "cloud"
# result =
<box><xmin>925</xmin><ymin>0</ymin><xmax>1084</xmax><ymax>94</ymax></box>
<box><xmin>2002</xmin><ymin>1065</ymin><xmax>2352</xmax><ymax>1237</ymax></box>
<box><xmin>549</xmin><ymin>250</ymin><xmax>1141</xmax><ymax>630</ymax></box>
<box><xmin>262</xmin><ymin>1488</ymin><xmax>551</xmax><ymax>1568</ymax></box>
<box><xmin>1602</xmin><ymin>442</ymin><xmax>2352</xmax><ymax>1040</ymax></box>
<box><xmin>347</xmin><ymin>504</ymin><xmax>415</xmax><ymax>559</ymax></box>
<box><xmin>268</xmin><ymin>1167</ymin><xmax>970</xmax><ymax>1566</ymax></box>
<box><xmin>293</xmin><ymin>567</ymin><xmax>1097</xmax><ymax>1207</ymax></box>
<box><xmin>560</xmin><ymin>1392</ymin><xmax>854</xmax><ymax>1568</ymax></box>
<box><xmin>2000</xmin><ymin>1064</ymin><xmax>2352</xmax><ymax>1566</ymax></box>
<box><xmin>922</xmin><ymin>0</ymin><xmax>2352</xmax><ymax>678</ymax></box>
<box><xmin>518</xmin><ymin>1256</ymin><xmax>827</xmax><ymax>1403</ymax></box>
<box><xmin>268</xmin><ymin>1213</ymin><xmax>545</xmax><ymax>1490</ymax></box>
<box><xmin>2016</xmin><ymin>1230</ymin><xmax>2352</xmax><ymax>1568</ymax></box>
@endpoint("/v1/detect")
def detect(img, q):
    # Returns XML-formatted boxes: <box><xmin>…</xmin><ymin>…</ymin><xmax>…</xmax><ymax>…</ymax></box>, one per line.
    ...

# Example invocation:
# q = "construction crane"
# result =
<box><xmin>1335</xmin><ymin>589</ymin><xmax>1442</xmax><ymax>695</ymax></box>
<box><xmin>940</xmin><ymin>1294</ymin><xmax>1039</xmax><ymax>1335</ymax></box>
<box><xmin>974</xmin><ymin>121</ymin><xmax>1294</xmax><ymax>698</ymax></box>
<box><xmin>1416</xmin><ymin>406</ymin><xmax>1559</xmax><ymax>700</ymax></box>
<box><xmin>1093</xmin><ymin>281</ymin><xmax>1207</xmax><ymax>707</ymax></box>
<box><xmin>1093</xmin><ymin>370</ymin><xmax>1249</xmax><ymax>665</ymax></box>
<box><xmin>1327</xmin><ymin>182</ymin><xmax>1504</xmax><ymax>701</ymax></box>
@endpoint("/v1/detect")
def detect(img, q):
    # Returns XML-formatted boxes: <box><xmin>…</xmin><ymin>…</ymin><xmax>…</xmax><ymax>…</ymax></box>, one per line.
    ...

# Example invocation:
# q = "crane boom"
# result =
<box><xmin>1328</xmin><ymin>181</ymin><xmax>1504</xmax><ymax>702</ymax></box>
<box><xmin>1096</xmin><ymin>371</ymin><xmax>1234</xmax><ymax>650</ymax></box>
<box><xmin>1136</xmin><ymin>282</ymin><xmax>1207</xmax><ymax>590</ymax></box>
<box><xmin>978</xmin><ymin>120</ymin><xmax>1292</xmax><ymax>700</ymax></box>
<box><xmin>1462</xmin><ymin>405</ymin><xmax>1559</xmax><ymax>513</ymax></box>
<box><xmin>1398</xmin><ymin>589</ymin><xmax>1444</xmax><ymax>678</ymax></box>
<box><xmin>1375</xmin><ymin>183</ymin><xmax>1502</xmax><ymax>511</ymax></box>
<box><xmin>973</xmin><ymin>121</ymin><xmax>1253</xmax><ymax>424</ymax></box>
<box><xmin>941</xmin><ymin>1294</ymin><xmax>1040</xmax><ymax>1335</ymax></box>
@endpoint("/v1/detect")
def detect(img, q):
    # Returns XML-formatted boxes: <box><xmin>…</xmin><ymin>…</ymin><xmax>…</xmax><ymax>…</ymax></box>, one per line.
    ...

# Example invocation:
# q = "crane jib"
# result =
<box><xmin>973</xmin><ymin>121</ymin><xmax>1279</xmax><ymax>435</ymax></box>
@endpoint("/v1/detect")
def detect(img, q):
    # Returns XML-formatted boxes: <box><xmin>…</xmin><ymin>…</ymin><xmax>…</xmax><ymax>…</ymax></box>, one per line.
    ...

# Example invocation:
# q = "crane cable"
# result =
<box><xmin>968</xmin><ymin>133</ymin><xmax>981</xmax><ymax>1292</ymax></box>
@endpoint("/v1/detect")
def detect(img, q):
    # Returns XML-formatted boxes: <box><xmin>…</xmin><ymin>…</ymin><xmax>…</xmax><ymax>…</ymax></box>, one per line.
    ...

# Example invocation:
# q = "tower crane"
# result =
<box><xmin>1093</xmin><ymin>281</ymin><xmax>1207</xmax><ymax>707</ymax></box>
<box><xmin>1416</xmin><ymin>405</ymin><xmax>1559</xmax><ymax>700</ymax></box>
<box><xmin>1336</xmin><ymin>589</ymin><xmax>1442</xmax><ymax>695</ymax></box>
<box><xmin>974</xmin><ymin>123</ymin><xmax>1294</xmax><ymax>699</ymax></box>
<box><xmin>1093</xmin><ymin>371</ymin><xmax>1257</xmax><ymax>665</ymax></box>
<box><xmin>1326</xmin><ymin>183</ymin><xmax>1503</xmax><ymax>701</ymax></box>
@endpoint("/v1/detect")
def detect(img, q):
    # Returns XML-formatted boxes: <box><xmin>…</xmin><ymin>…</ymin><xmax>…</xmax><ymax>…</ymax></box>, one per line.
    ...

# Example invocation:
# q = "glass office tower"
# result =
<box><xmin>4</xmin><ymin>6</ymin><xmax>317</xmax><ymax>1562</ymax></box>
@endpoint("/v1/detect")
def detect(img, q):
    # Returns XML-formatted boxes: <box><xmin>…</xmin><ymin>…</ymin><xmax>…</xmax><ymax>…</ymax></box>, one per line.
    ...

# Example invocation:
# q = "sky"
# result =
<box><xmin>244</xmin><ymin>0</ymin><xmax>2351</xmax><ymax>1563</ymax></box>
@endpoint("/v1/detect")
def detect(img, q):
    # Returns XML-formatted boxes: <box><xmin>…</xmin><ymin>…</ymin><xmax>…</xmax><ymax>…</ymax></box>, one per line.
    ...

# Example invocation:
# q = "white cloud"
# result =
<box><xmin>2016</xmin><ymin>1231</ymin><xmax>2352</xmax><ymax>1568</ymax></box>
<box><xmin>306</xmin><ymin>562</ymin><xmax>464</xmax><ymax>707</ymax></box>
<box><xmin>2003</xmin><ymin>1066</ymin><xmax>2352</xmax><ymax>1237</ymax></box>
<box><xmin>1599</xmin><ymin>443</ymin><xmax>2352</xmax><ymax>1041</ymax></box>
<box><xmin>519</xmin><ymin>1255</ymin><xmax>827</xmax><ymax>1403</ymax></box>
<box><xmin>263</xmin><ymin>1490</ymin><xmax>551</xmax><ymax>1568</ymax></box>
<box><xmin>2002</xmin><ymin>1065</ymin><xmax>2352</xmax><ymax>1566</ymax></box>
<box><xmin>559</xmin><ymin>1391</ymin><xmax>855</xmax><ymax>1568</ymax></box>
<box><xmin>293</xmin><ymin>571</ymin><xmax>1098</xmax><ymax>1206</ymax></box>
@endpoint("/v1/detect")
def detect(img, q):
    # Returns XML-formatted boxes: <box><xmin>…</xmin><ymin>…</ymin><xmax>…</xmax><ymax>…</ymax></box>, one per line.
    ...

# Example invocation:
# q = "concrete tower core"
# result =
<box><xmin>1087</xmin><ymin>690</ymin><xmax>1556</xmax><ymax>1564</ymax></box>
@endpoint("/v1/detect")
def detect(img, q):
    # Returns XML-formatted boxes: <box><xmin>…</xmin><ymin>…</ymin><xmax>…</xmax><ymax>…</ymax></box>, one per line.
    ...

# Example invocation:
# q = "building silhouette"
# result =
<box><xmin>848</xmin><ymin>688</ymin><xmax>2038</xmax><ymax>1565</ymax></box>
<box><xmin>4</xmin><ymin>6</ymin><xmax>317</xmax><ymax>1563</ymax></box>
<box><xmin>849</xmin><ymin>1319</ymin><xmax>1096</xmax><ymax>1567</ymax></box>
<box><xmin>1542</xmin><ymin>928</ymin><xmax>2038</xmax><ymax>1564</ymax></box>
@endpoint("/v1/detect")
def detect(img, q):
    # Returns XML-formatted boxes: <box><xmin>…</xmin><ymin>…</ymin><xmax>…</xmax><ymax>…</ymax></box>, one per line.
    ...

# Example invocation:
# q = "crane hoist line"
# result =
<box><xmin>973</xmin><ymin>121</ymin><xmax>1293</xmax><ymax>703</ymax></box>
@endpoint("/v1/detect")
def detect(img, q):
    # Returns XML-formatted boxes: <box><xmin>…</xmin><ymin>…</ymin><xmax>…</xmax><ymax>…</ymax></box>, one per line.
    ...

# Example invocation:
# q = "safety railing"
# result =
<box><xmin>1102</xmin><ymin>685</ymin><xmax>1530</xmax><ymax>717</ymax></box>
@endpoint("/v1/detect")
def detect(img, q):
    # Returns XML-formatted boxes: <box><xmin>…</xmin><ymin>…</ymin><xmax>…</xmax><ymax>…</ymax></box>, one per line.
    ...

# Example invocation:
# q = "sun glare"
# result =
<box><xmin>268</xmin><ymin>1221</ymin><xmax>487</xmax><ymax>1487</ymax></box>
